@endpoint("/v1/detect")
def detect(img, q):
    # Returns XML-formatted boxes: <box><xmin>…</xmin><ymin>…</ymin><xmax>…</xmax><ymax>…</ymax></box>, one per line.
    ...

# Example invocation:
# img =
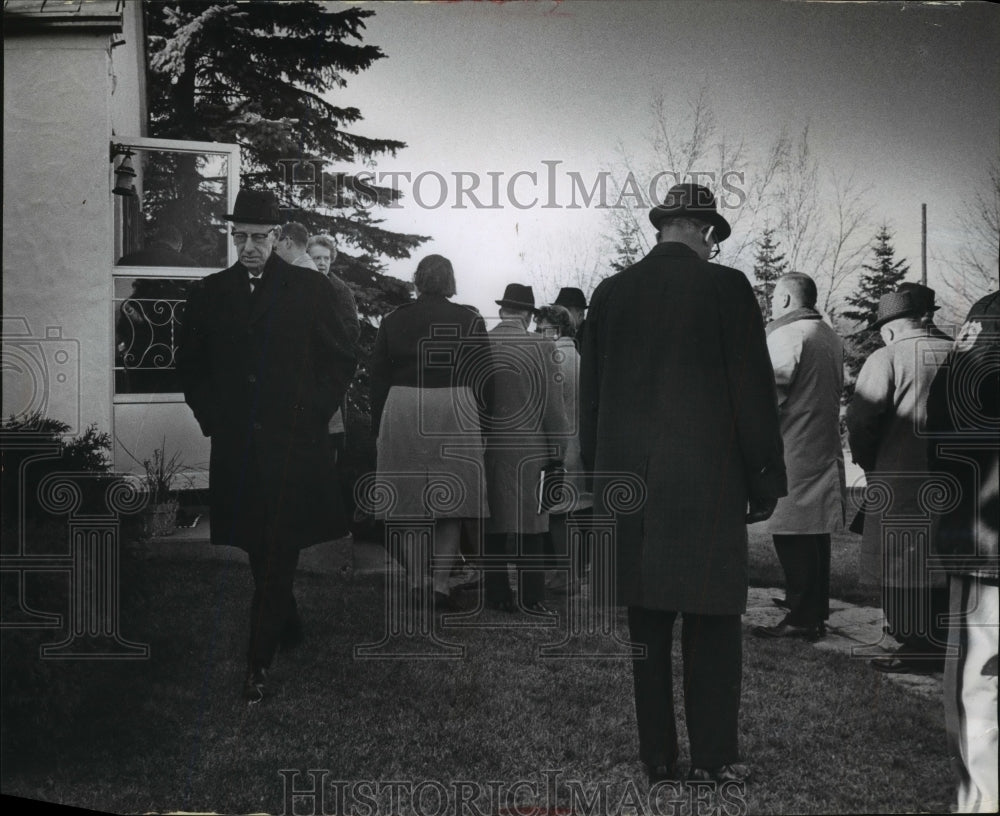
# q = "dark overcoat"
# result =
<box><xmin>580</xmin><ymin>242</ymin><xmax>786</xmax><ymax>615</ymax></box>
<box><xmin>178</xmin><ymin>253</ymin><xmax>360</xmax><ymax>549</ymax></box>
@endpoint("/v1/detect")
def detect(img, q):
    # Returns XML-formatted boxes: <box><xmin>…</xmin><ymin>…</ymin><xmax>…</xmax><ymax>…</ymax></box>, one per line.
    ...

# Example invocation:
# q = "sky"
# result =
<box><xmin>327</xmin><ymin>0</ymin><xmax>999</xmax><ymax>323</ymax></box>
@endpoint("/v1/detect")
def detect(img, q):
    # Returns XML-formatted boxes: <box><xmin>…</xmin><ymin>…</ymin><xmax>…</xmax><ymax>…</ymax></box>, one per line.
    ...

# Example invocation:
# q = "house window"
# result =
<box><xmin>112</xmin><ymin>137</ymin><xmax>238</xmax><ymax>399</ymax></box>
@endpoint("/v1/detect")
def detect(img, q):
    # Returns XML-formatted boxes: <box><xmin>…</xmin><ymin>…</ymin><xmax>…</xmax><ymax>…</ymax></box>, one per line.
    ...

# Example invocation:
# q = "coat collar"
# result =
<box><xmin>646</xmin><ymin>241</ymin><xmax>702</xmax><ymax>261</ymax></box>
<box><xmin>766</xmin><ymin>307</ymin><xmax>822</xmax><ymax>336</ymax></box>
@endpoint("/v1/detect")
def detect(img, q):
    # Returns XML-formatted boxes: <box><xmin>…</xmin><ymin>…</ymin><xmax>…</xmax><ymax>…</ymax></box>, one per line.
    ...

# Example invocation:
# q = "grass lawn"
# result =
<box><xmin>1</xmin><ymin>534</ymin><xmax>952</xmax><ymax>816</ymax></box>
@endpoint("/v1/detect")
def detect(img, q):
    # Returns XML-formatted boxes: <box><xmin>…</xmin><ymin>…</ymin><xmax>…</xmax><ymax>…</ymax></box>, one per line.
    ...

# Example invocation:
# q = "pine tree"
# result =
<box><xmin>842</xmin><ymin>224</ymin><xmax>911</xmax><ymax>377</ymax></box>
<box><xmin>610</xmin><ymin>218</ymin><xmax>643</xmax><ymax>274</ymax></box>
<box><xmin>144</xmin><ymin>1</ymin><xmax>427</xmax><ymax>420</ymax></box>
<box><xmin>751</xmin><ymin>227</ymin><xmax>788</xmax><ymax>322</ymax></box>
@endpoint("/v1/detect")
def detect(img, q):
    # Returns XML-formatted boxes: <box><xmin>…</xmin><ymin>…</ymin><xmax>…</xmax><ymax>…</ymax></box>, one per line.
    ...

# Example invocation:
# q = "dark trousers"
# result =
<box><xmin>242</xmin><ymin>446</ymin><xmax>302</xmax><ymax>670</ymax></box>
<box><xmin>627</xmin><ymin>607</ymin><xmax>743</xmax><ymax>770</ymax></box>
<box><xmin>247</xmin><ymin>541</ymin><xmax>300</xmax><ymax>669</ymax></box>
<box><xmin>484</xmin><ymin>532</ymin><xmax>545</xmax><ymax>606</ymax></box>
<box><xmin>773</xmin><ymin>534</ymin><xmax>831</xmax><ymax>627</ymax></box>
<box><xmin>884</xmin><ymin>584</ymin><xmax>950</xmax><ymax>655</ymax></box>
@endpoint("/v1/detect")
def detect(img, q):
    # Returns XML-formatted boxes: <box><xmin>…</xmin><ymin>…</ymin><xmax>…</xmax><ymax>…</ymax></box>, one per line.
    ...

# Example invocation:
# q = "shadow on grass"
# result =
<box><xmin>2</xmin><ymin>541</ymin><xmax>949</xmax><ymax>814</ymax></box>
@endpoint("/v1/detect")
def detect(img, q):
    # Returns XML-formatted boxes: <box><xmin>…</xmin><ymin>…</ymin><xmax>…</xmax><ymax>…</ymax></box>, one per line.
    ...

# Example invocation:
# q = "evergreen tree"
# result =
<box><xmin>610</xmin><ymin>218</ymin><xmax>643</xmax><ymax>274</ymax></box>
<box><xmin>144</xmin><ymin>0</ymin><xmax>427</xmax><ymax>422</ymax></box>
<box><xmin>842</xmin><ymin>224</ymin><xmax>911</xmax><ymax>377</ymax></box>
<box><xmin>751</xmin><ymin>227</ymin><xmax>788</xmax><ymax>322</ymax></box>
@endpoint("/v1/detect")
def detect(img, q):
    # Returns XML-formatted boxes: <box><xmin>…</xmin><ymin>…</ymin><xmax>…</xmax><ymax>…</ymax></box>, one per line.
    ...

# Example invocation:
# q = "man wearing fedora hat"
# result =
<box><xmin>847</xmin><ymin>289</ymin><xmax>954</xmax><ymax>674</ymax></box>
<box><xmin>581</xmin><ymin>183</ymin><xmax>786</xmax><ymax>784</ymax></box>
<box><xmin>897</xmin><ymin>282</ymin><xmax>952</xmax><ymax>342</ymax></box>
<box><xmin>483</xmin><ymin>283</ymin><xmax>568</xmax><ymax>614</ymax></box>
<box><xmin>178</xmin><ymin>188</ymin><xmax>359</xmax><ymax>703</ymax></box>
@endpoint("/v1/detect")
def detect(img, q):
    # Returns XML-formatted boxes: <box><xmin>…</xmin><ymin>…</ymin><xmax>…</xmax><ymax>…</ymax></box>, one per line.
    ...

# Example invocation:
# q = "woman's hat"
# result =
<box><xmin>496</xmin><ymin>283</ymin><xmax>536</xmax><ymax>311</ymax></box>
<box><xmin>870</xmin><ymin>290</ymin><xmax>922</xmax><ymax>330</ymax></box>
<box><xmin>648</xmin><ymin>183</ymin><xmax>731</xmax><ymax>242</ymax></box>
<box><xmin>224</xmin><ymin>189</ymin><xmax>283</xmax><ymax>225</ymax></box>
<box><xmin>554</xmin><ymin>287</ymin><xmax>588</xmax><ymax>310</ymax></box>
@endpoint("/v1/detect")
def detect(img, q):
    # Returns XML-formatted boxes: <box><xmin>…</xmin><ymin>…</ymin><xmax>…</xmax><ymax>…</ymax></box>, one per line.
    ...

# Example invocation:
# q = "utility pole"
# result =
<box><xmin>921</xmin><ymin>203</ymin><xmax>927</xmax><ymax>285</ymax></box>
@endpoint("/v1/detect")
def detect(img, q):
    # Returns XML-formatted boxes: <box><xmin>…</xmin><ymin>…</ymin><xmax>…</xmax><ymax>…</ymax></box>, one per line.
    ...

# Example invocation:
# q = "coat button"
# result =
<box><xmin>253</xmin><ymin>422</ymin><xmax>262</xmax><ymax>430</ymax></box>
<box><xmin>248</xmin><ymin>374</ymin><xmax>257</xmax><ymax>384</ymax></box>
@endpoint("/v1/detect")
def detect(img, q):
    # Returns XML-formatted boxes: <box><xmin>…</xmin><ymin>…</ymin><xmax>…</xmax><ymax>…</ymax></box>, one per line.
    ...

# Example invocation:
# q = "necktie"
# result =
<box><xmin>249</xmin><ymin>274</ymin><xmax>261</xmax><ymax>294</ymax></box>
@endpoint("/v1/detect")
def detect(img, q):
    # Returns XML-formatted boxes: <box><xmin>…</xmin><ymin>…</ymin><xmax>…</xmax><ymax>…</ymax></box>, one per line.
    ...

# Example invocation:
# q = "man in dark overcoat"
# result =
<box><xmin>178</xmin><ymin>189</ymin><xmax>359</xmax><ymax>703</ymax></box>
<box><xmin>580</xmin><ymin>183</ymin><xmax>786</xmax><ymax>785</ymax></box>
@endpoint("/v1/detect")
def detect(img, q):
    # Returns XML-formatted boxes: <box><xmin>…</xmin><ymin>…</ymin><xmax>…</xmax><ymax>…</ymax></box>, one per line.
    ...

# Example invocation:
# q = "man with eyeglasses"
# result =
<box><xmin>581</xmin><ymin>183</ymin><xmax>785</xmax><ymax>786</ymax></box>
<box><xmin>178</xmin><ymin>189</ymin><xmax>359</xmax><ymax>704</ymax></box>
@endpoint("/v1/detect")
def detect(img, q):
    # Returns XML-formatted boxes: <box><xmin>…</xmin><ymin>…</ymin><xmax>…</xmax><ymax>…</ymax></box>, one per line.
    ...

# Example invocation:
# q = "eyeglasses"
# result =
<box><xmin>702</xmin><ymin>225</ymin><xmax>721</xmax><ymax>259</ymax></box>
<box><xmin>231</xmin><ymin>231</ymin><xmax>273</xmax><ymax>246</ymax></box>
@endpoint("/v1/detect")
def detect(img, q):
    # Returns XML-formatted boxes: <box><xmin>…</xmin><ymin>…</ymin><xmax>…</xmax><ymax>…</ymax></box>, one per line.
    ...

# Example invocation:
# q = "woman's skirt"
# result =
<box><xmin>374</xmin><ymin>385</ymin><xmax>490</xmax><ymax>520</ymax></box>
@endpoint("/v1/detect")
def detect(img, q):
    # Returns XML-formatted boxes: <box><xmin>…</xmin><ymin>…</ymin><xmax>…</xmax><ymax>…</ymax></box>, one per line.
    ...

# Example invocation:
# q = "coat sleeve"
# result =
<box><xmin>369</xmin><ymin>319</ymin><xmax>391</xmax><ymax>437</ymax></box>
<box><xmin>846</xmin><ymin>351</ymin><xmax>893</xmax><ymax>472</ymax></box>
<box><xmin>767</xmin><ymin>324</ymin><xmax>801</xmax><ymax>410</ymax></box>
<box><xmin>314</xmin><ymin>274</ymin><xmax>360</xmax><ymax>424</ymax></box>
<box><xmin>717</xmin><ymin>271</ymin><xmax>787</xmax><ymax>500</ymax></box>
<box><xmin>176</xmin><ymin>278</ymin><xmax>215</xmax><ymax>437</ymax></box>
<box><xmin>579</xmin><ymin>280</ymin><xmax>606</xmax><ymax>472</ymax></box>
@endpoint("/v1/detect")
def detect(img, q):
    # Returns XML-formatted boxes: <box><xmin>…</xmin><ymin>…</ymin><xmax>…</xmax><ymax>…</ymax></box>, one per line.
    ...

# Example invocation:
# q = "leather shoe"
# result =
<box><xmin>242</xmin><ymin>667</ymin><xmax>267</xmax><ymax>704</ymax></box>
<box><xmin>524</xmin><ymin>601</ymin><xmax>556</xmax><ymax>616</ymax></box>
<box><xmin>753</xmin><ymin>621</ymin><xmax>821</xmax><ymax>642</ymax></box>
<box><xmin>487</xmin><ymin>599</ymin><xmax>517</xmax><ymax>614</ymax></box>
<box><xmin>433</xmin><ymin>590</ymin><xmax>461</xmax><ymax>613</ymax></box>
<box><xmin>688</xmin><ymin>763</ymin><xmax>751</xmax><ymax>784</ymax></box>
<box><xmin>645</xmin><ymin>762</ymin><xmax>680</xmax><ymax>784</ymax></box>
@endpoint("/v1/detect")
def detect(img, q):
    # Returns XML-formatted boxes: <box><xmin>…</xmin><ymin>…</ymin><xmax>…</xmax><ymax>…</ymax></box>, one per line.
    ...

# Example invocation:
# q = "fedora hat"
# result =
<box><xmin>496</xmin><ymin>283</ymin><xmax>536</xmax><ymax>311</ymax></box>
<box><xmin>648</xmin><ymin>183</ymin><xmax>731</xmax><ymax>242</ymax></box>
<box><xmin>554</xmin><ymin>287</ymin><xmax>588</xmax><ymax>310</ymax></box>
<box><xmin>897</xmin><ymin>282</ymin><xmax>941</xmax><ymax>313</ymax></box>
<box><xmin>870</xmin><ymin>290</ymin><xmax>922</xmax><ymax>330</ymax></box>
<box><xmin>224</xmin><ymin>189</ymin><xmax>283</xmax><ymax>225</ymax></box>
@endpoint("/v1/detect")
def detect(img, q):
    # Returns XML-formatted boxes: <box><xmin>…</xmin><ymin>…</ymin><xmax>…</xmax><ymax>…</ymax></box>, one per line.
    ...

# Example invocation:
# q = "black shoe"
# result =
<box><xmin>486</xmin><ymin>598</ymin><xmax>517</xmax><ymax>614</ymax></box>
<box><xmin>645</xmin><ymin>762</ymin><xmax>680</xmax><ymax>784</ymax></box>
<box><xmin>753</xmin><ymin>620</ymin><xmax>820</xmax><ymax>642</ymax></box>
<box><xmin>242</xmin><ymin>667</ymin><xmax>267</xmax><ymax>704</ymax></box>
<box><xmin>524</xmin><ymin>601</ymin><xmax>556</xmax><ymax>616</ymax></box>
<box><xmin>870</xmin><ymin>655</ymin><xmax>945</xmax><ymax>675</ymax></box>
<box><xmin>688</xmin><ymin>763</ymin><xmax>751</xmax><ymax>784</ymax></box>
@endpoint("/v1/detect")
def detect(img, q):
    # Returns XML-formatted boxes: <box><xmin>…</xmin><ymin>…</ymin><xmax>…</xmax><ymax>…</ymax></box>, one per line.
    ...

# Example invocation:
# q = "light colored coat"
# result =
<box><xmin>847</xmin><ymin>327</ymin><xmax>954</xmax><ymax>586</ymax></box>
<box><xmin>485</xmin><ymin>319</ymin><xmax>569</xmax><ymax>534</ymax></box>
<box><xmin>552</xmin><ymin>335</ymin><xmax>593</xmax><ymax>512</ymax></box>
<box><xmin>761</xmin><ymin>312</ymin><xmax>847</xmax><ymax>535</ymax></box>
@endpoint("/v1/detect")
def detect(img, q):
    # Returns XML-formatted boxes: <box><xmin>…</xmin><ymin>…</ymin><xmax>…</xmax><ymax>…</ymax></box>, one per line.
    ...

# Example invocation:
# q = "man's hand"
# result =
<box><xmin>746</xmin><ymin>497</ymin><xmax>778</xmax><ymax>524</ymax></box>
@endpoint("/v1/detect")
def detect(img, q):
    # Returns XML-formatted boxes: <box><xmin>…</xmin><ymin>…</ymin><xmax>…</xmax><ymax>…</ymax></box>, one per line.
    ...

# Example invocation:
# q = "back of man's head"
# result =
<box><xmin>776</xmin><ymin>272</ymin><xmax>818</xmax><ymax>309</ymax></box>
<box><xmin>280</xmin><ymin>222</ymin><xmax>309</xmax><ymax>250</ymax></box>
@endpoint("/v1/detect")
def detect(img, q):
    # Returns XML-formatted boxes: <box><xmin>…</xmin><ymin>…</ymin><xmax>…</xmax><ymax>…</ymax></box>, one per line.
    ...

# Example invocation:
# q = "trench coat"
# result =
<box><xmin>580</xmin><ymin>242</ymin><xmax>787</xmax><ymax>615</ymax></box>
<box><xmin>846</xmin><ymin>327</ymin><xmax>953</xmax><ymax>586</ymax></box>
<box><xmin>178</xmin><ymin>253</ymin><xmax>360</xmax><ymax>550</ymax></box>
<box><xmin>484</xmin><ymin>319</ymin><xmax>569</xmax><ymax>534</ymax></box>
<box><xmin>760</xmin><ymin>310</ymin><xmax>847</xmax><ymax>535</ymax></box>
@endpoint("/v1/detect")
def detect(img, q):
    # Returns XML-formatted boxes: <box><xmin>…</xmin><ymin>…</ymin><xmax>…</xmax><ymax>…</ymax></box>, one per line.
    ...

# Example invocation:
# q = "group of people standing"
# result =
<box><xmin>178</xmin><ymin>183</ymin><xmax>996</xmax><ymax>810</ymax></box>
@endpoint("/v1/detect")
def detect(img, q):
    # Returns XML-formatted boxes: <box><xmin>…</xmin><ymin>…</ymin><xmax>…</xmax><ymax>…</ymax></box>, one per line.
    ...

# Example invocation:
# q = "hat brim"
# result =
<box><xmin>870</xmin><ymin>309</ymin><xmax>921</xmax><ymax>331</ymax></box>
<box><xmin>648</xmin><ymin>207</ymin><xmax>732</xmax><ymax>242</ymax></box>
<box><xmin>223</xmin><ymin>213</ymin><xmax>283</xmax><ymax>225</ymax></box>
<box><xmin>496</xmin><ymin>299</ymin><xmax>537</xmax><ymax>311</ymax></box>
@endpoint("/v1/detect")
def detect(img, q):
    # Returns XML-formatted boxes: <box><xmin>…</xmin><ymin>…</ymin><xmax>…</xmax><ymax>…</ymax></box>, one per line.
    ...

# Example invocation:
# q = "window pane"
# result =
<box><xmin>114</xmin><ymin>277</ymin><xmax>197</xmax><ymax>394</ymax></box>
<box><xmin>114</xmin><ymin>150</ymin><xmax>229</xmax><ymax>268</ymax></box>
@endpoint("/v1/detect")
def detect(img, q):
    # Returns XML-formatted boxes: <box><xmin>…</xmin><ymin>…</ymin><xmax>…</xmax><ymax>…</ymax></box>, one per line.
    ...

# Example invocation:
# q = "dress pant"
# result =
<box><xmin>884</xmin><ymin>584</ymin><xmax>950</xmax><ymax>654</ymax></box>
<box><xmin>242</xmin><ymin>447</ymin><xmax>302</xmax><ymax>670</ymax></box>
<box><xmin>484</xmin><ymin>532</ymin><xmax>545</xmax><ymax>606</ymax></box>
<box><xmin>627</xmin><ymin>606</ymin><xmax>742</xmax><ymax>770</ymax></box>
<box><xmin>773</xmin><ymin>534</ymin><xmax>830</xmax><ymax>627</ymax></box>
